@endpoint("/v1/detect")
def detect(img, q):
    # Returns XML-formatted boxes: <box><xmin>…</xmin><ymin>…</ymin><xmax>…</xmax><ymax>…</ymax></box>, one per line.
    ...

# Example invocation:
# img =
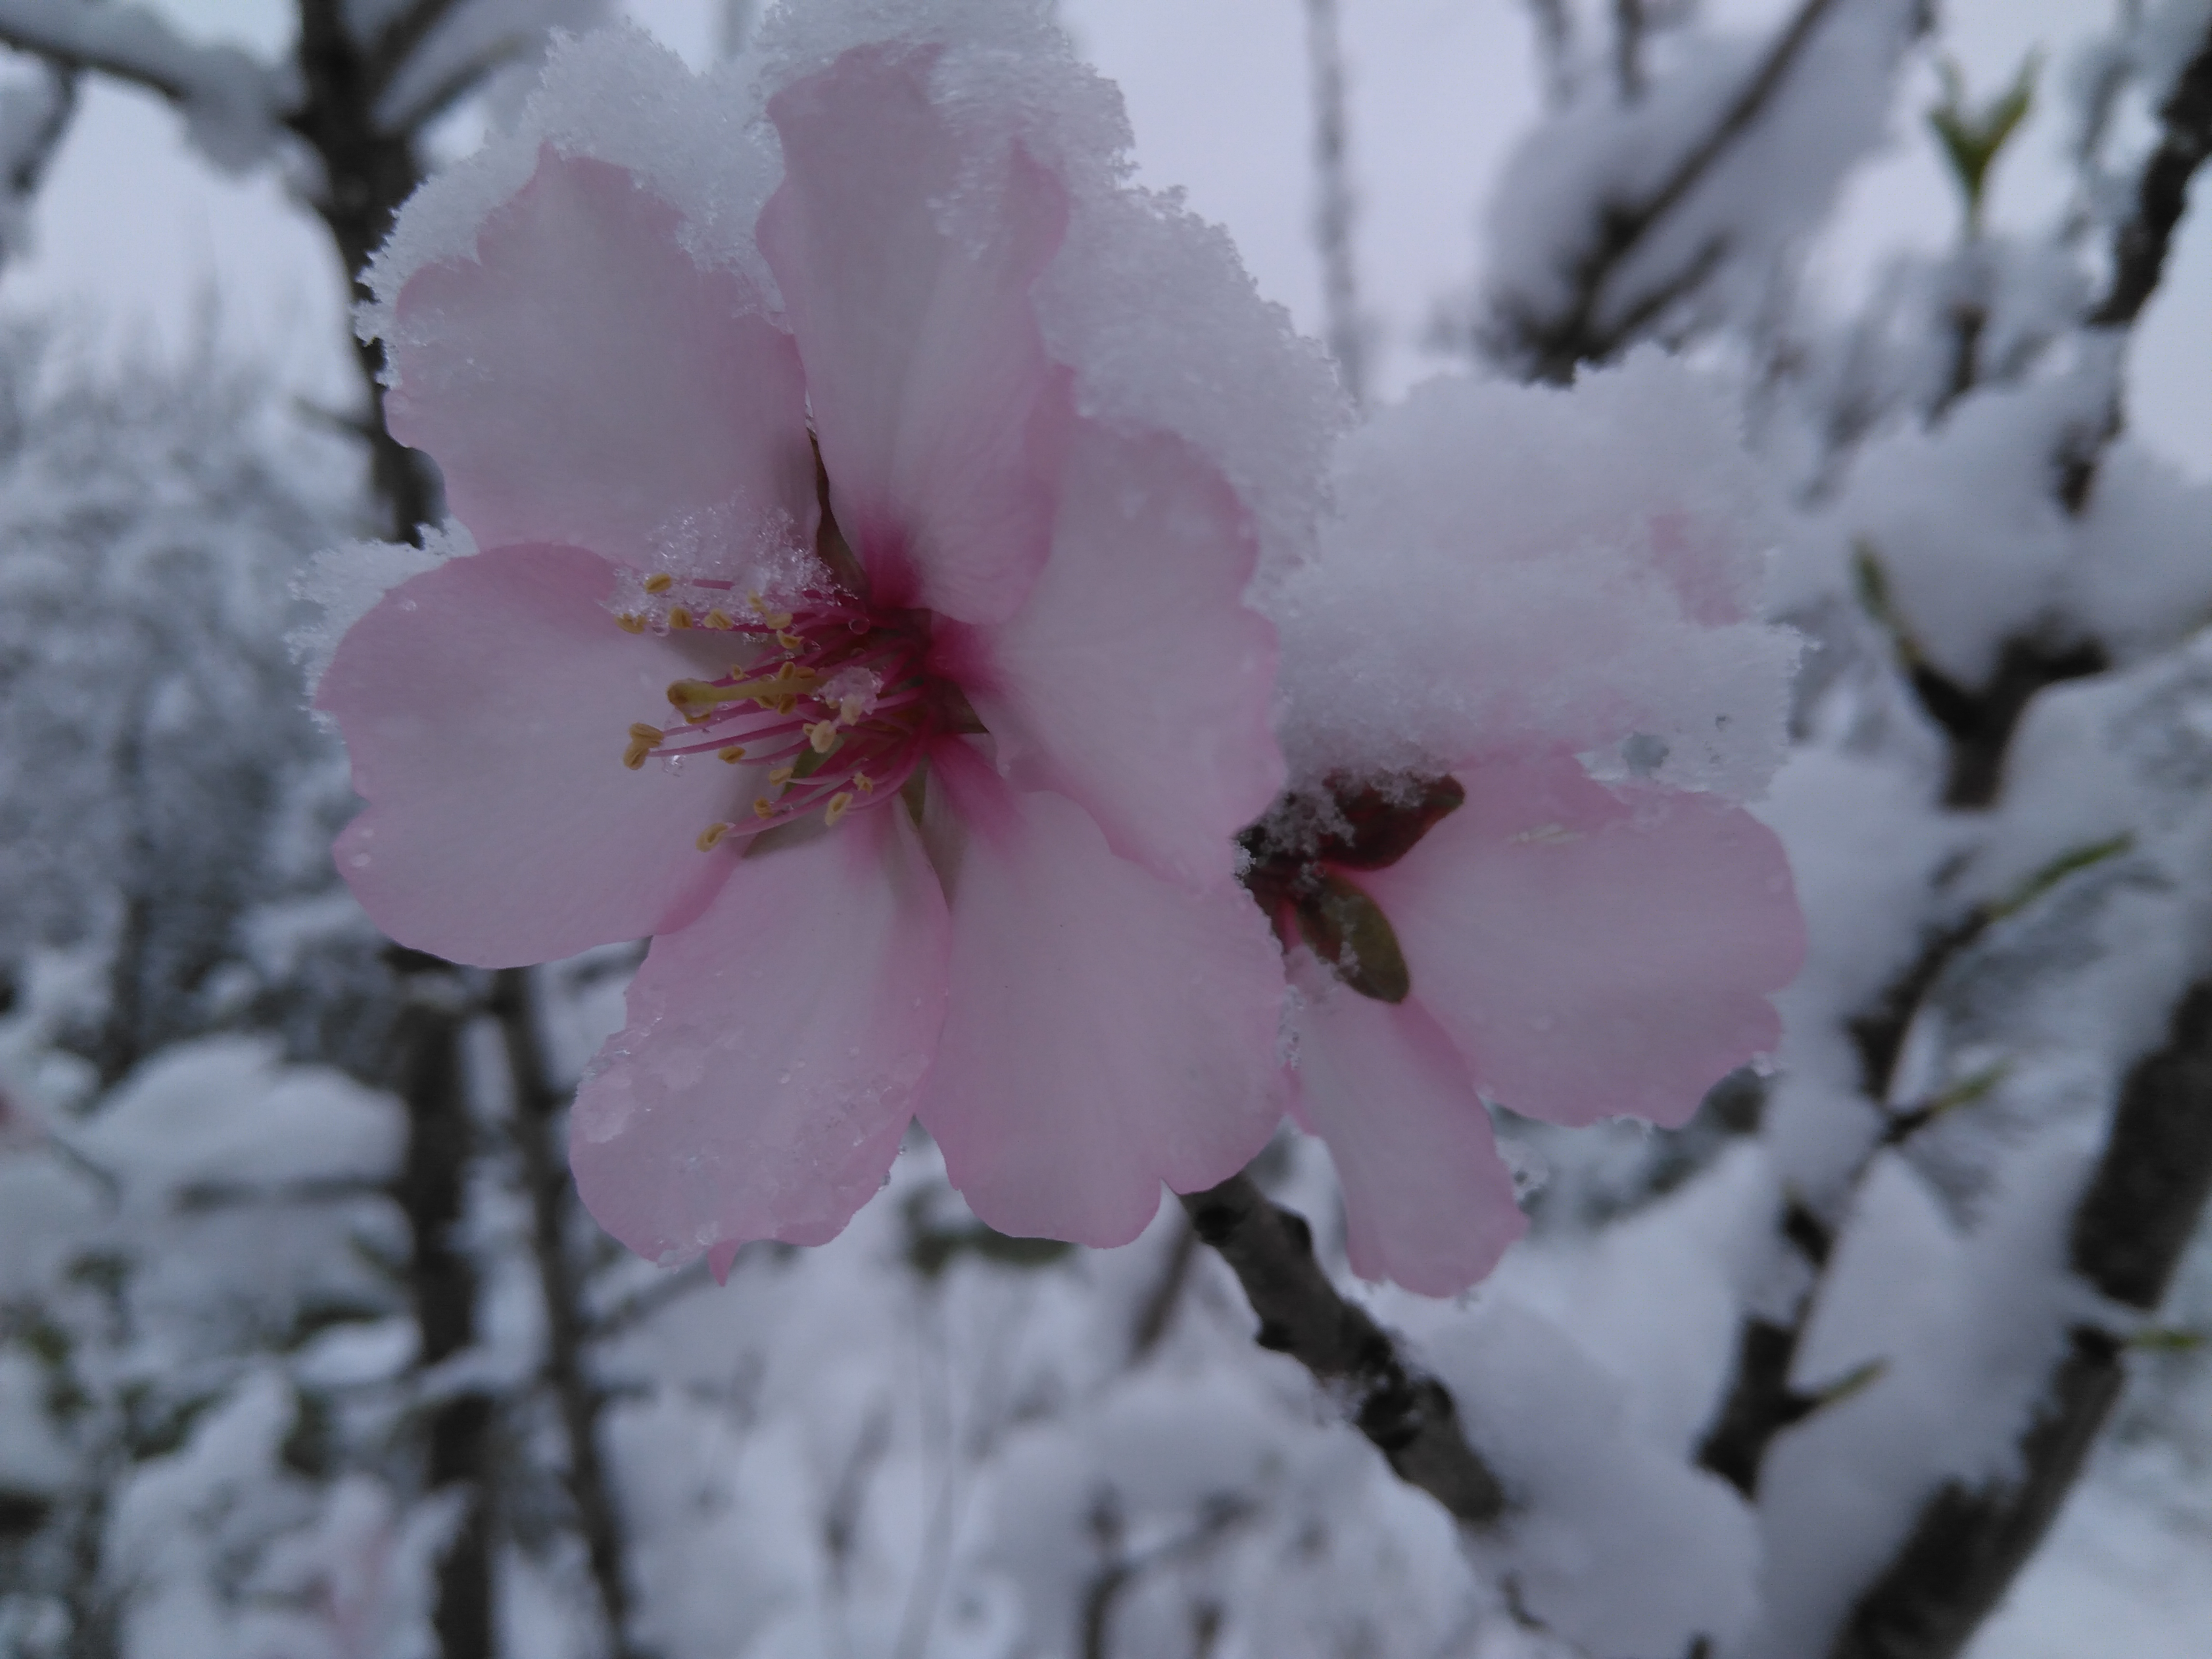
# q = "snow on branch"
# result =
<box><xmin>0</xmin><ymin>0</ymin><xmax>282</xmax><ymax>170</ymax></box>
<box><xmin>1828</xmin><ymin>977</ymin><xmax>2212</xmax><ymax>1659</ymax></box>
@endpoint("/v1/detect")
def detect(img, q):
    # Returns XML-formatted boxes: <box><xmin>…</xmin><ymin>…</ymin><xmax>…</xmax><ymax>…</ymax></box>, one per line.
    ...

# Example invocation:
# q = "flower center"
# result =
<box><xmin>611</xmin><ymin>572</ymin><xmax>950</xmax><ymax>851</ymax></box>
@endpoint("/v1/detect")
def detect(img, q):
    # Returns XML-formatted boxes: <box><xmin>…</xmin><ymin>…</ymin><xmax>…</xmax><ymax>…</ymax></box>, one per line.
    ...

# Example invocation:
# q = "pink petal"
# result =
<box><xmin>916</xmin><ymin>745</ymin><xmax>1286</xmax><ymax>1246</ymax></box>
<box><xmin>759</xmin><ymin>45</ymin><xmax>1069</xmax><ymax>624</ymax></box>
<box><xmin>317</xmin><ymin>545</ymin><xmax>750</xmax><ymax>966</ymax></box>
<box><xmin>1287</xmin><ymin>954</ymin><xmax>1527</xmax><ymax>1294</ymax></box>
<box><xmin>941</xmin><ymin>418</ymin><xmax>1285</xmax><ymax>890</ymax></box>
<box><xmin>1359</xmin><ymin>753</ymin><xmax>1804</xmax><ymax>1129</ymax></box>
<box><xmin>387</xmin><ymin>148</ymin><xmax>812</xmax><ymax>565</ymax></box>
<box><xmin>570</xmin><ymin>804</ymin><xmax>950</xmax><ymax>1264</ymax></box>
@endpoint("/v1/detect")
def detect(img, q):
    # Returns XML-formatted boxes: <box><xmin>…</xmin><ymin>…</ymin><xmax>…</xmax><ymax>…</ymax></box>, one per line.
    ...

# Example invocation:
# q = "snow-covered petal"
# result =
<box><xmin>387</xmin><ymin>148</ymin><xmax>813</xmax><ymax>566</ymax></box>
<box><xmin>946</xmin><ymin>416</ymin><xmax>1284</xmax><ymax>890</ymax></box>
<box><xmin>758</xmin><ymin>44</ymin><xmax>1068</xmax><ymax>624</ymax></box>
<box><xmin>317</xmin><ymin>545</ymin><xmax>745</xmax><ymax>966</ymax></box>
<box><xmin>1361</xmin><ymin>753</ymin><xmax>1803</xmax><ymax>1129</ymax></box>
<box><xmin>571</xmin><ymin>805</ymin><xmax>950</xmax><ymax>1263</ymax></box>
<box><xmin>1288</xmin><ymin>955</ymin><xmax>1527</xmax><ymax>1294</ymax></box>
<box><xmin>917</xmin><ymin>746</ymin><xmax>1285</xmax><ymax>1245</ymax></box>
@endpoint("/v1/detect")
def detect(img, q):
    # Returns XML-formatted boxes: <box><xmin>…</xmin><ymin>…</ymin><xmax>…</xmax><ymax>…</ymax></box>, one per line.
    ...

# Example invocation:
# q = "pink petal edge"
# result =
<box><xmin>317</xmin><ymin>545</ymin><xmax>748</xmax><ymax>966</ymax></box>
<box><xmin>916</xmin><ymin>744</ymin><xmax>1287</xmax><ymax>1246</ymax></box>
<box><xmin>1360</xmin><ymin>752</ymin><xmax>1804</xmax><ymax>1129</ymax></box>
<box><xmin>571</xmin><ymin>804</ymin><xmax>950</xmax><ymax>1265</ymax></box>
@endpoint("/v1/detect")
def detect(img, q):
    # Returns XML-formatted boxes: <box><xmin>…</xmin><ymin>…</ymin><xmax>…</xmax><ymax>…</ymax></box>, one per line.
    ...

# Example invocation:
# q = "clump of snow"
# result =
<box><xmin>1270</xmin><ymin>349</ymin><xmax>1796</xmax><ymax>801</ymax></box>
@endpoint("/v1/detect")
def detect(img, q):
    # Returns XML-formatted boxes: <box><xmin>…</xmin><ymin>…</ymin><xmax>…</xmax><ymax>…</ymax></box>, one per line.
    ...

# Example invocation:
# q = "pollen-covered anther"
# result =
<box><xmin>704</xmin><ymin>609</ymin><xmax>736</xmax><ymax>630</ymax></box>
<box><xmin>718</xmin><ymin>746</ymin><xmax>746</xmax><ymax>764</ymax></box>
<box><xmin>621</xmin><ymin>722</ymin><xmax>664</xmax><ymax>770</ymax></box>
<box><xmin>776</xmin><ymin>629</ymin><xmax>806</xmax><ymax>650</ymax></box>
<box><xmin>752</xmin><ymin>797</ymin><xmax>777</xmax><ymax>820</ymax></box>
<box><xmin>614</xmin><ymin>613</ymin><xmax>646</xmax><ymax>634</ymax></box>
<box><xmin>668</xmin><ymin>606</ymin><xmax>693</xmax><ymax>630</ymax></box>
<box><xmin>696</xmin><ymin>822</ymin><xmax>732</xmax><ymax>852</ymax></box>
<box><xmin>853</xmin><ymin>772</ymin><xmax>875</xmax><ymax>793</ymax></box>
<box><xmin>806</xmin><ymin>720</ymin><xmax>841</xmax><ymax>755</ymax></box>
<box><xmin>837</xmin><ymin>694</ymin><xmax>870</xmax><ymax>723</ymax></box>
<box><xmin>642</xmin><ymin>573</ymin><xmax>675</xmax><ymax>594</ymax></box>
<box><xmin>824</xmin><ymin>792</ymin><xmax>855</xmax><ymax>828</ymax></box>
<box><xmin>746</xmin><ymin>593</ymin><xmax>795</xmax><ymax>628</ymax></box>
<box><xmin>768</xmin><ymin>764</ymin><xmax>796</xmax><ymax>786</ymax></box>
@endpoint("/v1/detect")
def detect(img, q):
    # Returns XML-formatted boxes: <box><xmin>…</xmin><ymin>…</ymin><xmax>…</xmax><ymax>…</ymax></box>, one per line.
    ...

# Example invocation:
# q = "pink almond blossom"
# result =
<box><xmin>316</xmin><ymin>36</ymin><xmax>1294</xmax><ymax>1267</ymax></box>
<box><xmin>1259</xmin><ymin>361</ymin><xmax>1808</xmax><ymax>1295</ymax></box>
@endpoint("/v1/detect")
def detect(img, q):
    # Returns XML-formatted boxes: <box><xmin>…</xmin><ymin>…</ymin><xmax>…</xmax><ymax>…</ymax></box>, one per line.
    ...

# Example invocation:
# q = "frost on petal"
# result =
<box><xmin>571</xmin><ymin>805</ymin><xmax>950</xmax><ymax>1264</ymax></box>
<box><xmin>945</xmin><ymin>416</ymin><xmax>1283</xmax><ymax>891</ymax></box>
<box><xmin>316</xmin><ymin>545</ymin><xmax>748</xmax><ymax>967</ymax></box>
<box><xmin>1360</xmin><ymin>753</ymin><xmax>1804</xmax><ymax>1130</ymax></box>
<box><xmin>387</xmin><ymin>148</ymin><xmax>812</xmax><ymax>566</ymax></box>
<box><xmin>1287</xmin><ymin>955</ymin><xmax>1527</xmax><ymax>1295</ymax></box>
<box><xmin>916</xmin><ymin>746</ymin><xmax>1285</xmax><ymax>1246</ymax></box>
<box><xmin>759</xmin><ymin>44</ymin><xmax>1069</xmax><ymax>625</ymax></box>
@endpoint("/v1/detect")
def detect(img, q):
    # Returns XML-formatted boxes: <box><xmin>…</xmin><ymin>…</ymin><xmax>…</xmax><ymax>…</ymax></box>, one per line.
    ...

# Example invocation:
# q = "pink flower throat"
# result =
<box><xmin>613</xmin><ymin>572</ymin><xmax>952</xmax><ymax>851</ymax></box>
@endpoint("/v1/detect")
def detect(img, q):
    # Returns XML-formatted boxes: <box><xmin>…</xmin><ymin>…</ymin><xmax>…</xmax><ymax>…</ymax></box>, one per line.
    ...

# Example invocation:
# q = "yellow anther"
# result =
<box><xmin>753</xmin><ymin>797</ymin><xmax>778</xmax><ymax>819</ymax></box>
<box><xmin>768</xmin><ymin>765</ymin><xmax>795</xmax><ymax>786</ymax></box>
<box><xmin>806</xmin><ymin>720</ymin><xmax>841</xmax><ymax>754</ymax></box>
<box><xmin>622</xmin><ymin>745</ymin><xmax>650</xmax><ymax>771</ymax></box>
<box><xmin>696</xmin><ymin>822</ymin><xmax>732</xmax><ymax>852</ymax></box>
<box><xmin>628</xmin><ymin>723</ymin><xmax>665</xmax><ymax>744</ymax></box>
<box><xmin>853</xmin><ymin>772</ymin><xmax>876</xmax><ymax>793</ymax></box>
<box><xmin>704</xmin><ymin>609</ymin><xmax>736</xmax><ymax>630</ymax></box>
<box><xmin>824</xmin><ymin>792</ymin><xmax>855</xmax><ymax>828</ymax></box>
<box><xmin>718</xmin><ymin>746</ymin><xmax>746</xmax><ymax>764</ymax></box>
<box><xmin>615</xmin><ymin>613</ymin><xmax>646</xmax><ymax>634</ymax></box>
<box><xmin>838</xmin><ymin>694</ymin><xmax>870</xmax><ymax>723</ymax></box>
<box><xmin>643</xmin><ymin>573</ymin><xmax>675</xmax><ymax>594</ymax></box>
<box><xmin>773</xmin><ymin>661</ymin><xmax>801</xmax><ymax>682</ymax></box>
<box><xmin>668</xmin><ymin>606</ymin><xmax>693</xmax><ymax>630</ymax></box>
<box><xmin>745</xmin><ymin>593</ymin><xmax>795</xmax><ymax>627</ymax></box>
<box><xmin>773</xmin><ymin>695</ymin><xmax>798</xmax><ymax>715</ymax></box>
<box><xmin>777</xmin><ymin>629</ymin><xmax>806</xmax><ymax>650</ymax></box>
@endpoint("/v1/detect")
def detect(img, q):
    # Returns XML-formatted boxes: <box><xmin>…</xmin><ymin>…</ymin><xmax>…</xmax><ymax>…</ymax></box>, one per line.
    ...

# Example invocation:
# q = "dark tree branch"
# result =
<box><xmin>490</xmin><ymin>967</ymin><xmax>641</xmax><ymax>1659</ymax></box>
<box><xmin>369</xmin><ymin>0</ymin><xmax>468</xmax><ymax>101</ymax></box>
<box><xmin>3</xmin><ymin>60</ymin><xmax>77</xmax><ymax>201</ymax></box>
<box><xmin>385</xmin><ymin>965</ymin><xmax>493</xmax><ymax>1659</ymax></box>
<box><xmin>1180</xmin><ymin>1174</ymin><xmax>1506</xmax><ymax>1526</ymax></box>
<box><xmin>1827</xmin><ymin>978</ymin><xmax>2212</xmax><ymax>1659</ymax></box>
<box><xmin>2056</xmin><ymin>17</ymin><xmax>2212</xmax><ymax>513</ymax></box>
<box><xmin>1613</xmin><ymin>0</ymin><xmax>1647</xmax><ymax>104</ymax></box>
<box><xmin>2090</xmin><ymin>19</ymin><xmax>2212</xmax><ymax>330</ymax></box>
<box><xmin>1503</xmin><ymin>0</ymin><xmax>1849</xmax><ymax>381</ymax></box>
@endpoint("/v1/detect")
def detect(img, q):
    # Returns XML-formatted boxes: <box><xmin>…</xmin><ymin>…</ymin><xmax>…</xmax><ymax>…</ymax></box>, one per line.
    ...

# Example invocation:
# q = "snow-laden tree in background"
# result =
<box><xmin>3</xmin><ymin>1</ymin><xmax>2212</xmax><ymax>1658</ymax></box>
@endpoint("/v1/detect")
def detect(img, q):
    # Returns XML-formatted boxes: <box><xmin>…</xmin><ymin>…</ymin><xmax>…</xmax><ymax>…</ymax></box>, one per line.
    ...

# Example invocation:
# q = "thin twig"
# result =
<box><xmin>1301</xmin><ymin>0</ymin><xmax>1365</xmax><ymax>405</ymax></box>
<box><xmin>1181</xmin><ymin>1174</ymin><xmax>1506</xmax><ymax>1526</ymax></box>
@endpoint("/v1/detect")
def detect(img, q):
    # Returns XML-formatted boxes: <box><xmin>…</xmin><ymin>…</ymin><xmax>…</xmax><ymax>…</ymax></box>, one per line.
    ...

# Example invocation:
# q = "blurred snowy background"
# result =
<box><xmin>3</xmin><ymin>2</ymin><xmax>2212</xmax><ymax>1658</ymax></box>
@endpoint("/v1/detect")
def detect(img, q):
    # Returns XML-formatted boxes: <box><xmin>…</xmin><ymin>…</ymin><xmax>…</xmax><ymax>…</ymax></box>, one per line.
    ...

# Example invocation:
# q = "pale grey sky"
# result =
<box><xmin>7</xmin><ymin>0</ymin><xmax>2205</xmax><ymax>475</ymax></box>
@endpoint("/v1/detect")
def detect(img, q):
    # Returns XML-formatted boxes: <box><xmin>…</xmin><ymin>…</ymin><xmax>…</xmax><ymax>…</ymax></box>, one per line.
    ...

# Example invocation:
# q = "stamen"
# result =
<box><xmin>668</xmin><ymin>606</ymin><xmax>693</xmax><ymax>630</ymax></box>
<box><xmin>806</xmin><ymin>720</ymin><xmax>841</xmax><ymax>754</ymax></box>
<box><xmin>854</xmin><ymin>772</ymin><xmax>875</xmax><ymax>793</ymax></box>
<box><xmin>643</xmin><ymin>573</ymin><xmax>675</xmax><ymax>594</ymax></box>
<box><xmin>753</xmin><ymin>797</ymin><xmax>777</xmax><ymax>819</ymax></box>
<box><xmin>824</xmin><ymin>792</ymin><xmax>855</xmax><ymax>828</ymax></box>
<box><xmin>777</xmin><ymin>629</ymin><xmax>807</xmax><ymax>650</ymax></box>
<box><xmin>696</xmin><ymin>822</ymin><xmax>732</xmax><ymax>852</ymax></box>
<box><xmin>768</xmin><ymin>765</ymin><xmax>795</xmax><ymax>785</ymax></box>
<box><xmin>615</xmin><ymin>613</ymin><xmax>646</xmax><ymax>634</ymax></box>
<box><xmin>718</xmin><ymin>746</ymin><xmax>746</xmax><ymax>763</ymax></box>
<box><xmin>704</xmin><ymin>609</ymin><xmax>736</xmax><ymax>630</ymax></box>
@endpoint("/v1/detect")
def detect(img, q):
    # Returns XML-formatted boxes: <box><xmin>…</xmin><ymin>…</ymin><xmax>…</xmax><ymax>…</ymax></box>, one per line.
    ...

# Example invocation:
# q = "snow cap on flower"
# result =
<box><xmin>319</xmin><ymin>4</ymin><xmax>1335</xmax><ymax>1272</ymax></box>
<box><xmin>1271</xmin><ymin>349</ymin><xmax>1795</xmax><ymax>805</ymax></box>
<box><xmin>1255</xmin><ymin>356</ymin><xmax>1805</xmax><ymax>1294</ymax></box>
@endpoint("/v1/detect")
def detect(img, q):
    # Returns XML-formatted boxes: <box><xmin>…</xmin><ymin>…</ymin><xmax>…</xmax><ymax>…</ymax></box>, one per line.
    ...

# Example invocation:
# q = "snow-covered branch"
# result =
<box><xmin>0</xmin><ymin>0</ymin><xmax>282</xmax><ymax>170</ymax></box>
